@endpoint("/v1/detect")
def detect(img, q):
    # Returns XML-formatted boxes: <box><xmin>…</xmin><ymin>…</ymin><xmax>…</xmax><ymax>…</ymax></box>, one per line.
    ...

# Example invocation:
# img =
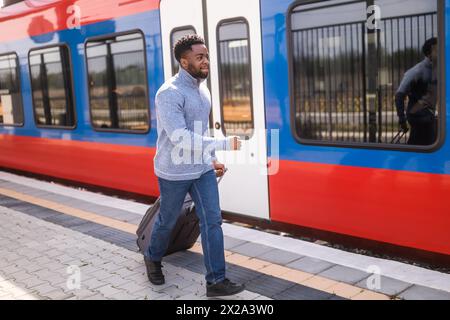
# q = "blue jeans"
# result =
<box><xmin>146</xmin><ymin>169</ymin><xmax>226</xmax><ymax>284</ymax></box>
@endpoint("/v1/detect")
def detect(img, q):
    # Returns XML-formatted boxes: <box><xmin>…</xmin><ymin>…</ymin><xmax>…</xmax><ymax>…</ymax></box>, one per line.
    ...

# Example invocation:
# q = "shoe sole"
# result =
<box><xmin>206</xmin><ymin>286</ymin><xmax>245</xmax><ymax>298</ymax></box>
<box><xmin>148</xmin><ymin>278</ymin><xmax>165</xmax><ymax>286</ymax></box>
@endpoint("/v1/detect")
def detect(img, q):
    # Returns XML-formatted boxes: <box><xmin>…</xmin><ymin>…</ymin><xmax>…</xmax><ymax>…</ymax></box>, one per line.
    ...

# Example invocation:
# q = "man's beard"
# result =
<box><xmin>187</xmin><ymin>65</ymin><xmax>209</xmax><ymax>79</ymax></box>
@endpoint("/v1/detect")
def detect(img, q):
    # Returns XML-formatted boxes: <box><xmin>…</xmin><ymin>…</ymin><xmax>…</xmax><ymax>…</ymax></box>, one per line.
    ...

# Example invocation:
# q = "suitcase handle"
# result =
<box><xmin>185</xmin><ymin>170</ymin><xmax>226</xmax><ymax>211</ymax></box>
<box><xmin>216</xmin><ymin>167</ymin><xmax>228</xmax><ymax>184</ymax></box>
<box><xmin>390</xmin><ymin>128</ymin><xmax>409</xmax><ymax>144</ymax></box>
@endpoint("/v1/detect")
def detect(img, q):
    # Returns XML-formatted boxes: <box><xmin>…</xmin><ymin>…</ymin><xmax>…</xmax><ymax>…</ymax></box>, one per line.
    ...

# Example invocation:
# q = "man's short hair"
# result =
<box><xmin>422</xmin><ymin>37</ymin><xmax>437</xmax><ymax>57</ymax></box>
<box><xmin>173</xmin><ymin>34</ymin><xmax>205</xmax><ymax>62</ymax></box>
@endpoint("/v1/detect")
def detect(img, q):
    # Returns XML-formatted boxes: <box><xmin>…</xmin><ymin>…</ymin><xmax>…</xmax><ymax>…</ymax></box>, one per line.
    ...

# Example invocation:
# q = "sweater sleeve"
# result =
<box><xmin>156</xmin><ymin>88</ymin><xmax>231</xmax><ymax>153</ymax></box>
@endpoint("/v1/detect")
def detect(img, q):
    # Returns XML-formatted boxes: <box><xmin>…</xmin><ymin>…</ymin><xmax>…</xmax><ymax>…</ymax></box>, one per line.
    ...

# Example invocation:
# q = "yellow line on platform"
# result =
<box><xmin>0</xmin><ymin>187</ymin><xmax>392</xmax><ymax>300</ymax></box>
<box><xmin>0</xmin><ymin>187</ymin><xmax>137</xmax><ymax>234</ymax></box>
<box><xmin>189</xmin><ymin>243</ymin><xmax>390</xmax><ymax>300</ymax></box>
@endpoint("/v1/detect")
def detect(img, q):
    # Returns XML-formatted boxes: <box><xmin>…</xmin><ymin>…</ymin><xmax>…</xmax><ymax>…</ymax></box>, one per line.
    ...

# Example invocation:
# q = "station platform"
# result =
<box><xmin>0</xmin><ymin>171</ymin><xmax>449</xmax><ymax>300</ymax></box>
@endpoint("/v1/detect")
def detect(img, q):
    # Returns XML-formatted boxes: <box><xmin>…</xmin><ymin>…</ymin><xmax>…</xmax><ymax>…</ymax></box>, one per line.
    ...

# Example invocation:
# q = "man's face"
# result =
<box><xmin>430</xmin><ymin>44</ymin><xmax>438</xmax><ymax>63</ymax></box>
<box><xmin>180</xmin><ymin>44</ymin><xmax>210</xmax><ymax>79</ymax></box>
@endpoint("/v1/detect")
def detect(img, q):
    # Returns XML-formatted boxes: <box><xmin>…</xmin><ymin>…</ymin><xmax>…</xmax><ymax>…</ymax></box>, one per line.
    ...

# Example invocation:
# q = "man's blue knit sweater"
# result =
<box><xmin>154</xmin><ymin>68</ymin><xmax>231</xmax><ymax>181</ymax></box>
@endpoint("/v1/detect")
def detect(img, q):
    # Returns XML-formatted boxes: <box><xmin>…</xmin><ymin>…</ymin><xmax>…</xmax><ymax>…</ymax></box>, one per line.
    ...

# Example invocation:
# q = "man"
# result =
<box><xmin>144</xmin><ymin>34</ymin><xmax>245</xmax><ymax>298</ymax></box>
<box><xmin>395</xmin><ymin>37</ymin><xmax>438</xmax><ymax>145</ymax></box>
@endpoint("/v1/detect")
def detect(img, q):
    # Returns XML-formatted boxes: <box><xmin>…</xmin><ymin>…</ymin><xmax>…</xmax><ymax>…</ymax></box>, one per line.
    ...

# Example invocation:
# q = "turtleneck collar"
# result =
<box><xmin>178</xmin><ymin>67</ymin><xmax>206</xmax><ymax>88</ymax></box>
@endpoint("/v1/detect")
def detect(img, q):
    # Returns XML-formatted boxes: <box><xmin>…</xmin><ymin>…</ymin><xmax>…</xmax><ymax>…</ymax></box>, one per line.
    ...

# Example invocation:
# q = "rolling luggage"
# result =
<box><xmin>136</xmin><ymin>171</ymin><xmax>226</xmax><ymax>257</ymax></box>
<box><xmin>136</xmin><ymin>193</ymin><xmax>199</xmax><ymax>256</ymax></box>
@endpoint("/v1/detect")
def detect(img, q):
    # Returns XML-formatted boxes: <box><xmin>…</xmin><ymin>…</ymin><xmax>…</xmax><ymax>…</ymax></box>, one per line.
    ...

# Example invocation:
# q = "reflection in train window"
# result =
<box><xmin>86</xmin><ymin>32</ymin><xmax>149</xmax><ymax>132</ymax></box>
<box><xmin>29</xmin><ymin>45</ymin><xmax>75</xmax><ymax>128</ymax></box>
<box><xmin>0</xmin><ymin>53</ymin><xmax>23</xmax><ymax>126</ymax></box>
<box><xmin>217</xmin><ymin>19</ymin><xmax>254</xmax><ymax>138</ymax></box>
<box><xmin>290</xmin><ymin>0</ymin><xmax>440</xmax><ymax>147</ymax></box>
<box><xmin>171</xmin><ymin>27</ymin><xmax>196</xmax><ymax>75</ymax></box>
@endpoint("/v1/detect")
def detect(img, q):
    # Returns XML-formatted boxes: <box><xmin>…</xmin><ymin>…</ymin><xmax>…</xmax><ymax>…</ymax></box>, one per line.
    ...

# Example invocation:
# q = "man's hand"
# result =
<box><xmin>212</xmin><ymin>161</ymin><xmax>226</xmax><ymax>177</ymax></box>
<box><xmin>400</xmin><ymin>120</ymin><xmax>409</xmax><ymax>133</ymax></box>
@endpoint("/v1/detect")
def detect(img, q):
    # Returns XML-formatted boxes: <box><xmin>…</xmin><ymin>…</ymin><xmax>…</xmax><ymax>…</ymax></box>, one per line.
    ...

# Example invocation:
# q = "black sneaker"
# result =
<box><xmin>206</xmin><ymin>279</ymin><xmax>245</xmax><ymax>297</ymax></box>
<box><xmin>144</xmin><ymin>257</ymin><xmax>165</xmax><ymax>285</ymax></box>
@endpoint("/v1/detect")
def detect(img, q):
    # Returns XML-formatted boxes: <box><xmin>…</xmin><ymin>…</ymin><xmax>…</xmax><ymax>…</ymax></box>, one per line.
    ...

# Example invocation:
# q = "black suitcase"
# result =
<box><xmin>136</xmin><ymin>193</ymin><xmax>200</xmax><ymax>256</ymax></box>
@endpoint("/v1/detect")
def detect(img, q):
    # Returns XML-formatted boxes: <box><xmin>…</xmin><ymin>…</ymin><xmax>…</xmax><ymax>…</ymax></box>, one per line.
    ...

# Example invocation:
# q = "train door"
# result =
<box><xmin>160</xmin><ymin>0</ymin><xmax>270</xmax><ymax>220</ymax></box>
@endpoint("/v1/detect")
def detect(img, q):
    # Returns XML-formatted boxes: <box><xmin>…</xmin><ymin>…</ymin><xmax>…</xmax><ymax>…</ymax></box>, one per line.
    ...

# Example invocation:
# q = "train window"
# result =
<box><xmin>0</xmin><ymin>53</ymin><xmax>23</xmax><ymax>126</ymax></box>
<box><xmin>171</xmin><ymin>26</ymin><xmax>196</xmax><ymax>75</ymax></box>
<box><xmin>29</xmin><ymin>45</ymin><xmax>76</xmax><ymax>128</ymax></box>
<box><xmin>217</xmin><ymin>19</ymin><xmax>254</xmax><ymax>139</ymax></box>
<box><xmin>86</xmin><ymin>31</ymin><xmax>149</xmax><ymax>132</ymax></box>
<box><xmin>289</xmin><ymin>0</ymin><xmax>442</xmax><ymax>149</ymax></box>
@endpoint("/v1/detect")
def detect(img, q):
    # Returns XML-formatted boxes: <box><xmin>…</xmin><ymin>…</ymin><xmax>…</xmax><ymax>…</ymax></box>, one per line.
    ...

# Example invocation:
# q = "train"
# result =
<box><xmin>0</xmin><ymin>0</ymin><xmax>449</xmax><ymax>263</ymax></box>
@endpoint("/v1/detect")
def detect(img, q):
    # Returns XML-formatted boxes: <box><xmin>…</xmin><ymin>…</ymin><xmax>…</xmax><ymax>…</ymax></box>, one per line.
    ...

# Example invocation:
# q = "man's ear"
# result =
<box><xmin>180</xmin><ymin>57</ymin><xmax>188</xmax><ymax>69</ymax></box>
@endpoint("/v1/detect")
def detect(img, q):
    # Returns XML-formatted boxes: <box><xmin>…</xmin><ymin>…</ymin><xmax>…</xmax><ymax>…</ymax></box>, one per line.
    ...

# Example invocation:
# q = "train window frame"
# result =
<box><xmin>170</xmin><ymin>25</ymin><xmax>197</xmax><ymax>76</ymax></box>
<box><xmin>0</xmin><ymin>51</ymin><xmax>24</xmax><ymax>127</ymax></box>
<box><xmin>216</xmin><ymin>17</ymin><xmax>255</xmax><ymax>140</ymax></box>
<box><xmin>286</xmin><ymin>0</ymin><xmax>446</xmax><ymax>153</ymax></box>
<box><xmin>28</xmin><ymin>43</ymin><xmax>77</xmax><ymax>130</ymax></box>
<box><xmin>84</xmin><ymin>29</ymin><xmax>151</xmax><ymax>135</ymax></box>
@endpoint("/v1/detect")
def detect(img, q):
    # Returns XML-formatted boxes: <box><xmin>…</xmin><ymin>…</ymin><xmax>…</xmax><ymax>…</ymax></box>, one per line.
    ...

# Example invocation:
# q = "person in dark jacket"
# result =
<box><xmin>395</xmin><ymin>37</ymin><xmax>438</xmax><ymax>145</ymax></box>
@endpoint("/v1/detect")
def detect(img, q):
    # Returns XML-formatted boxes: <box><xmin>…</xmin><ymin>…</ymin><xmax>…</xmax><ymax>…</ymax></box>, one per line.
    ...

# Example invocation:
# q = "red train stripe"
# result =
<box><xmin>269</xmin><ymin>159</ymin><xmax>450</xmax><ymax>256</ymax></box>
<box><xmin>0</xmin><ymin>0</ymin><xmax>159</xmax><ymax>42</ymax></box>
<box><xmin>0</xmin><ymin>134</ymin><xmax>158</xmax><ymax>197</ymax></box>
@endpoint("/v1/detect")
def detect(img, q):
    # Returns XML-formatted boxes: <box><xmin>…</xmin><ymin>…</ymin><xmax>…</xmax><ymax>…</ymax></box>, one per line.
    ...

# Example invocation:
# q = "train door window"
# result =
<box><xmin>29</xmin><ymin>45</ymin><xmax>75</xmax><ymax>128</ymax></box>
<box><xmin>289</xmin><ymin>0</ymin><xmax>442</xmax><ymax>149</ymax></box>
<box><xmin>86</xmin><ymin>31</ymin><xmax>149</xmax><ymax>133</ymax></box>
<box><xmin>217</xmin><ymin>19</ymin><xmax>254</xmax><ymax>138</ymax></box>
<box><xmin>0</xmin><ymin>53</ymin><xmax>23</xmax><ymax>126</ymax></box>
<box><xmin>171</xmin><ymin>27</ymin><xmax>196</xmax><ymax>75</ymax></box>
